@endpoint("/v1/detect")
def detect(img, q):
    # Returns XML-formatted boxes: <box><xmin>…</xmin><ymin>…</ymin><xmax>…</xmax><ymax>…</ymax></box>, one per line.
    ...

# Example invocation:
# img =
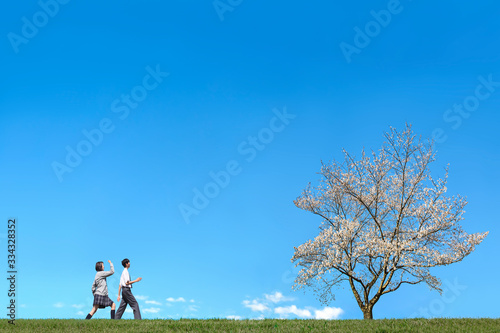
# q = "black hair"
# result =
<box><xmin>95</xmin><ymin>261</ymin><xmax>104</xmax><ymax>271</ymax></box>
<box><xmin>122</xmin><ymin>258</ymin><xmax>130</xmax><ymax>268</ymax></box>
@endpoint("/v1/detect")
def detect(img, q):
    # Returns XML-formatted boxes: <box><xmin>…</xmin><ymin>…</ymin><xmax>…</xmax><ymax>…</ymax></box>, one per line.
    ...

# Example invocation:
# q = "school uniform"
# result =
<box><xmin>92</xmin><ymin>262</ymin><xmax>114</xmax><ymax>308</ymax></box>
<box><xmin>115</xmin><ymin>267</ymin><xmax>142</xmax><ymax>320</ymax></box>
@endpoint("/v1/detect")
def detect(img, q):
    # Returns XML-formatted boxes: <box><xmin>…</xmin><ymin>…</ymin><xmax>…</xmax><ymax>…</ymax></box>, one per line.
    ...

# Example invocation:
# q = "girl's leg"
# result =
<box><xmin>111</xmin><ymin>302</ymin><xmax>116</xmax><ymax>319</ymax></box>
<box><xmin>90</xmin><ymin>305</ymin><xmax>99</xmax><ymax>315</ymax></box>
<box><xmin>86</xmin><ymin>305</ymin><xmax>99</xmax><ymax>319</ymax></box>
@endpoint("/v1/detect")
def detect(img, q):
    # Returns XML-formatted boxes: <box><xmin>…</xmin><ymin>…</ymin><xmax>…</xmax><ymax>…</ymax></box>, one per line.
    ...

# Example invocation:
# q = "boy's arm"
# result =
<box><xmin>127</xmin><ymin>277</ymin><xmax>142</xmax><ymax>285</ymax></box>
<box><xmin>117</xmin><ymin>284</ymin><xmax>121</xmax><ymax>301</ymax></box>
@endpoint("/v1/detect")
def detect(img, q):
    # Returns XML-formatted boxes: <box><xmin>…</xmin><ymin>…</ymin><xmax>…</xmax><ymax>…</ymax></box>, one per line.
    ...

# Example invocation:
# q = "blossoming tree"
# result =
<box><xmin>291</xmin><ymin>124</ymin><xmax>488</xmax><ymax>319</ymax></box>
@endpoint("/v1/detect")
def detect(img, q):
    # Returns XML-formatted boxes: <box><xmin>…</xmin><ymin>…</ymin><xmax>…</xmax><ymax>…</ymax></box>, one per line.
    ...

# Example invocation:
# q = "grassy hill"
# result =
<box><xmin>1</xmin><ymin>318</ymin><xmax>499</xmax><ymax>332</ymax></box>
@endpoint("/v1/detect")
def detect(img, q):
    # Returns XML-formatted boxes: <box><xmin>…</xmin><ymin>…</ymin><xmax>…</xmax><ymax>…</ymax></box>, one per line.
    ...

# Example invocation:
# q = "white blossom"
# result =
<box><xmin>291</xmin><ymin>124</ymin><xmax>488</xmax><ymax>319</ymax></box>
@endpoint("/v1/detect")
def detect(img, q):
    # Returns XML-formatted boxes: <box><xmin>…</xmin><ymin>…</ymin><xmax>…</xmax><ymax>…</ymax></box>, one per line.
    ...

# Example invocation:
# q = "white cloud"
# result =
<box><xmin>314</xmin><ymin>307</ymin><xmax>344</xmax><ymax>320</ymax></box>
<box><xmin>166</xmin><ymin>297</ymin><xmax>186</xmax><ymax>302</ymax></box>
<box><xmin>274</xmin><ymin>305</ymin><xmax>312</xmax><ymax>318</ymax></box>
<box><xmin>242</xmin><ymin>300</ymin><xmax>270</xmax><ymax>312</ymax></box>
<box><xmin>242</xmin><ymin>291</ymin><xmax>295</xmax><ymax>315</ymax></box>
<box><xmin>240</xmin><ymin>291</ymin><xmax>344</xmax><ymax>320</ymax></box>
<box><xmin>227</xmin><ymin>315</ymin><xmax>242</xmax><ymax>320</ymax></box>
<box><xmin>125</xmin><ymin>308</ymin><xmax>133</xmax><ymax>313</ymax></box>
<box><xmin>190</xmin><ymin>299</ymin><xmax>195</xmax><ymax>303</ymax></box>
<box><xmin>76</xmin><ymin>311</ymin><xmax>84</xmax><ymax>316</ymax></box>
<box><xmin>53</xmin><ymin>302</ymin><xmax>64</xmax><ymax>308</ymax></box>
<box><xmin>135</xmin><ymin>295</ymin><xmax>149</xmax><ymax>301</ymax></box>
<box><xmin>188</xmin><ymin>305</ymin><xmax>199</xmax><ymax>312</ymax></box>
<box><xmin>250</xmin><ymin>314</ymin><xmax>265</xmax><ymax>320</ymax></box>
<box><xmin>264</xmin><ymin>292</ymin><xmax>295</xmax><ymax>303</ymax></box>
<box><xmin>145</xmin><ymin>300</ymin><xmax>162</xmax><ymax>306</ymax></box>
<box><xmin>273</xmin><ymin>305</ymin><xmax>344</xmax><ymax>320</ymax></box>
<box><xmin>72</xmin><ymin>304</ymin><xmax>84</xmax><ymax>309</ymax></box>
<box><xmin>143</xmin><ymin>307</ymin><xmax>161</xmax><ymax>314</ymax></box>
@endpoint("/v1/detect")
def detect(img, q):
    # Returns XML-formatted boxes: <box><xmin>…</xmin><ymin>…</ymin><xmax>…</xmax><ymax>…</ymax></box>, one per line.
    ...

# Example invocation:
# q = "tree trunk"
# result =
<box><xmin>362</xmin><ymin>306</ymin><xmax>373</xmax><ymax>320</ymax></box>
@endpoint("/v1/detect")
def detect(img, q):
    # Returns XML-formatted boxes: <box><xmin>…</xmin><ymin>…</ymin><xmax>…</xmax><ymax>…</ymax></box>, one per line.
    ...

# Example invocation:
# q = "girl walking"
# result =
<box><xmin>86</xmin><ymin>260</ymin><xmax>116</xmax><ymax>319</ymax></box>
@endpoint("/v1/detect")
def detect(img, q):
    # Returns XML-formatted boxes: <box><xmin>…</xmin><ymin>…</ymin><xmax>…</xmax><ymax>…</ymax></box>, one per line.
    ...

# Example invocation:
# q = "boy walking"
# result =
<box><xmin>115</xmin><ymin>258</ymin><xmax>142</xmax><ymax>319</ymax></box>
<box><xmin>86</xmin><ymin>260</ymin><xmax>116</xmax><ymax>319</ymax></box>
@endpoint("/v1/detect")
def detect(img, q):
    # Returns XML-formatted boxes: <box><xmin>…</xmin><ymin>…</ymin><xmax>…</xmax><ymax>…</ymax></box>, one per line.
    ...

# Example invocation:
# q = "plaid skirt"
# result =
<box><xmin>93</xmin><ymin>294</ymin><xmax>114</xmax><ymax>308</ymax></box>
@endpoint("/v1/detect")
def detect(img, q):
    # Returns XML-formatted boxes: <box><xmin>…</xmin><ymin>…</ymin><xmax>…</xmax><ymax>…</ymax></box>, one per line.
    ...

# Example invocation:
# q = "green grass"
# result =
<box><xmin>0</xmin><ymin>318</ymin><xmax>500</xmax><ymax>333</ymax></box>
<box><xmin>1</xmin><ymin>318</ymin><xmax>499</xmax><ymax>332</ymax></box>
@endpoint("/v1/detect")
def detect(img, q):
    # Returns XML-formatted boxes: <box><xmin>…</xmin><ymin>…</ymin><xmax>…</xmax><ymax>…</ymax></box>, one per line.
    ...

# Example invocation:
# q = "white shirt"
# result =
<box><xmin>120</xmin><ymin>267</ymin><xmax>132</xmax><ymax>288</ymax></box>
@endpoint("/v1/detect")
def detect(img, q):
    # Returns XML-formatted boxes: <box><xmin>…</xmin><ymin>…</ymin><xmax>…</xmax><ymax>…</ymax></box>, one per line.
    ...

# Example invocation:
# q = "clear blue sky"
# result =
<box><xmin>1</xmin><ymin>0</ymin><xmax>499</xmax><ymax>320</ymax></box>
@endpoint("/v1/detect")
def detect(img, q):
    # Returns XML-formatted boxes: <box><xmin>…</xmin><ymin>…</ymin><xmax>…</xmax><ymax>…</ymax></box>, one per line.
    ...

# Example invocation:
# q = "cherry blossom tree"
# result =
<box><xmin>291</xmin><ymin>124</ymin><xmax>488</xmax><ymax>319</ymax></box>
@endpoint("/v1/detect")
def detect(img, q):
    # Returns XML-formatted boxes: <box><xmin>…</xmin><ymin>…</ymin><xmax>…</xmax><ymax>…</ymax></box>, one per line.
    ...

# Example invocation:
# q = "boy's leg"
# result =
<box><xmin>115</xmin><ymin>295</ymin><xmax>128</xmax><ymax>319</ymax></box>
<box><xmin>127</xmin><ymin>290</ymin><xmax>142</xmax><ymax>320</ymax></box>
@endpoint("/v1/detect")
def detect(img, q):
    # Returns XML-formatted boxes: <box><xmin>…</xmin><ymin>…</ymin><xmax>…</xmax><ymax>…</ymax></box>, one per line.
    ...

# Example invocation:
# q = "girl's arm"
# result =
<box><xmin>102</xmin><ymin>260</ymin><xmax>114</xmax><ymax>277</ymax></box>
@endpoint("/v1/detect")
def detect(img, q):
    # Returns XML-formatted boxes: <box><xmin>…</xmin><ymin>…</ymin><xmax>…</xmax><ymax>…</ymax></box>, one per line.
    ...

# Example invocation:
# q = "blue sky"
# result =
<box><xmin>1</xmin><ymin>0</ymin><xmax>499</xmax><ymax>320</ymax></box>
